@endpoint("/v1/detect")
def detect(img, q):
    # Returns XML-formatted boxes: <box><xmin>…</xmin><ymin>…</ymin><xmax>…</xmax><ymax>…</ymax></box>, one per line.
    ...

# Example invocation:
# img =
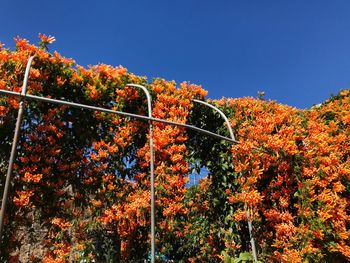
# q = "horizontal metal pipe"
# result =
<box><xmin>0</xmin><ymin>89</ymin><xmax>239</xmax><ymax>144</ymax></box>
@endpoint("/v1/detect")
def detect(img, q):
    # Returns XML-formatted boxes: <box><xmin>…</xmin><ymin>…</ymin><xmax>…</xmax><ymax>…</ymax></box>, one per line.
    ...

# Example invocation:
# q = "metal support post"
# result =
<box><xmin>126</xmin><ymin>84</ymin><xmax>155</xmax><ymax>263</ymax></box>
<box><xmin>0</xmin><ymin>56</ymin><xmax>35</xmax><ymax>246</ymax></box>
<box><xmin>246</xmin><ymin>207</ymin><xmax>258</xmax><ymax>261</ymax></box>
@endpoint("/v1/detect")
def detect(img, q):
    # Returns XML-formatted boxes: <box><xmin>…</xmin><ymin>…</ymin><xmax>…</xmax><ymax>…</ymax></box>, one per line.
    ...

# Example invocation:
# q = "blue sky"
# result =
<box><xmin>1</xmin><ymin>0</ymin><xmax>350</xmax><ymax>108</ymax></box>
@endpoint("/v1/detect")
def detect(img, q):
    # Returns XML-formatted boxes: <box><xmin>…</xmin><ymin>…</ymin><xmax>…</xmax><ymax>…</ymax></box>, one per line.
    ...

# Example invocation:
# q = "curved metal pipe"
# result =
<box><xmin>0</xmin><ymin>56</ymin><xmax>35</xmax><ymax>246</ymax></box>
<box><xmin>125</xmin><ymin>84</ymin><xmax>155</xmax><ymax>263</ymax></box>
<box><xmin>192</xmin><ymin>99</ymin><xmax>236</xmax><ymax>141</ymax></box>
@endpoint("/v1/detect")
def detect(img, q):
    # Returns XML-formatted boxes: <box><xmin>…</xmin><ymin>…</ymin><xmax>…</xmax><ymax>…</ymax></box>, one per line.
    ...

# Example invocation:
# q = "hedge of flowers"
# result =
<box><xmin>0</xmin><ymin>35</ymin><xmax>349</xmax><ymax>262</ymax></box>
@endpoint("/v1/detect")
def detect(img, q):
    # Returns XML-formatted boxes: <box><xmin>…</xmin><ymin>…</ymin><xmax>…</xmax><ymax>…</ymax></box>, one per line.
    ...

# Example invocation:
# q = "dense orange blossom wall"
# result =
<box><xmin>0</xmin><ymin>35</ymin><xmax>349</xmax><ymax>262</ymax></box>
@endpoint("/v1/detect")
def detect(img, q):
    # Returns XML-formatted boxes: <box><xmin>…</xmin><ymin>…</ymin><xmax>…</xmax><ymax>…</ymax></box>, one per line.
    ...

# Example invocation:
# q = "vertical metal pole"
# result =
<box><xmin>126</xmin><ymin>84</ymin><xmax>155</xmax><ymax>263</ymax></box>
<box><xmin>246</xmin><ymin>207</ymin><xmax>258</xmax><ymax>261</ymax></box>
<box><xmin>192</xmin><ymin>99</ymin><xmax>258</xmax><ymax>261</ymax></box>
<box><xmin>0</xmin><ymin>56</ymin><xmax>35</xmax><ymax>246</ymax></box>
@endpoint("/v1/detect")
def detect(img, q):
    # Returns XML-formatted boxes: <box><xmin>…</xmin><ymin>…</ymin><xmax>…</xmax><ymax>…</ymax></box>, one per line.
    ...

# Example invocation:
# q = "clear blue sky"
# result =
<box><xmin>1</xmin><ymin>0</ymin><xmax>350</xmax><ymax>108</ymax></box>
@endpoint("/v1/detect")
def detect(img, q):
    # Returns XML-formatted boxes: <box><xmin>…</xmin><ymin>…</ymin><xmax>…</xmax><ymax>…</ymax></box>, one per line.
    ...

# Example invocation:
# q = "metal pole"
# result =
<box><xmin>0</xmin><ymin>56</ymin><xmax>35</xmax><ymax>246</ymax></box>
<box><xmin>0</xmin><ymin>90</ymin><xmax>239</xmax><ymax>145</ymax></box>
<box><xmin>192</xmin><ymin>99</ymin><xmax>236</xmax><ymax>141</ymax></box>
<box><xmin>193</xmin><ymin>99</ymin><xmax>257</xmax><ymax>261</ymax></box>
<box><xmin>126</xmin><ymin>84</ymin><xmax>155</xmax><ymax>263</ymax></box>
<box><xmin>246</xmin><ymin>207</ymin><xmax>258</xmax><ymax>261</ymax></box>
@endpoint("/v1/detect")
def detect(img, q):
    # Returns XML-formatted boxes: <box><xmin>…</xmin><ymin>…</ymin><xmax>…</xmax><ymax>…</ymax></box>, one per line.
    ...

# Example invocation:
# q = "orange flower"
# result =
<box><xmin>23</xmin><ymin>172</ymin><xmax>42</xmax><ymax>183</ymax></box>
<box><xmin>0</xmin><ymin>105</ymin><xmax>8</xmax><ymax>116</ymax></box>
<box><xmin>13</xmin><ymin>190</ymin><xmax>33</xmax><ymax>207</ymax></box>
<box><xmin>38</xmin><ymin>33</ymin><xmax>56</xmax><ymax>44</ymax></box>
<box><xmin>51</xmin><ymin>218</ymin><xmax>71</xmax><ymax>231</ymax></box>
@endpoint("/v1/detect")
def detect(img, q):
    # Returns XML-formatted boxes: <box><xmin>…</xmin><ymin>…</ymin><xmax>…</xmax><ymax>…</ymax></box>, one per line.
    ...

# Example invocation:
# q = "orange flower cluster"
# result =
<box><xmin>13</xmin><ymin>190</ymin><xmax>33</xmax><ymax>207</ymax></box>
<box><xmin>225</xmin><ymin>92</ymin><xmax>350</xmax><ymax>261</ymax></box>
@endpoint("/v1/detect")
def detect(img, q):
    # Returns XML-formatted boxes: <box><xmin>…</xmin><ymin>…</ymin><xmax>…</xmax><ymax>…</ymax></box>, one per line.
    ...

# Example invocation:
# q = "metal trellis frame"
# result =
<box><xmin>0</xmin><ymin>56</ymin><xmax>259</xmax><ymax>262</ymax></box>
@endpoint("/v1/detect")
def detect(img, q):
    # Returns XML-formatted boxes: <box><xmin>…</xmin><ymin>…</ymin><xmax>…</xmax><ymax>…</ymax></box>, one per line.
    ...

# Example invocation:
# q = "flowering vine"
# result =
<box><xmin>0</xmin><ymin>35</ymin><xmax>349</xmax><ymax>262</ymax></box>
